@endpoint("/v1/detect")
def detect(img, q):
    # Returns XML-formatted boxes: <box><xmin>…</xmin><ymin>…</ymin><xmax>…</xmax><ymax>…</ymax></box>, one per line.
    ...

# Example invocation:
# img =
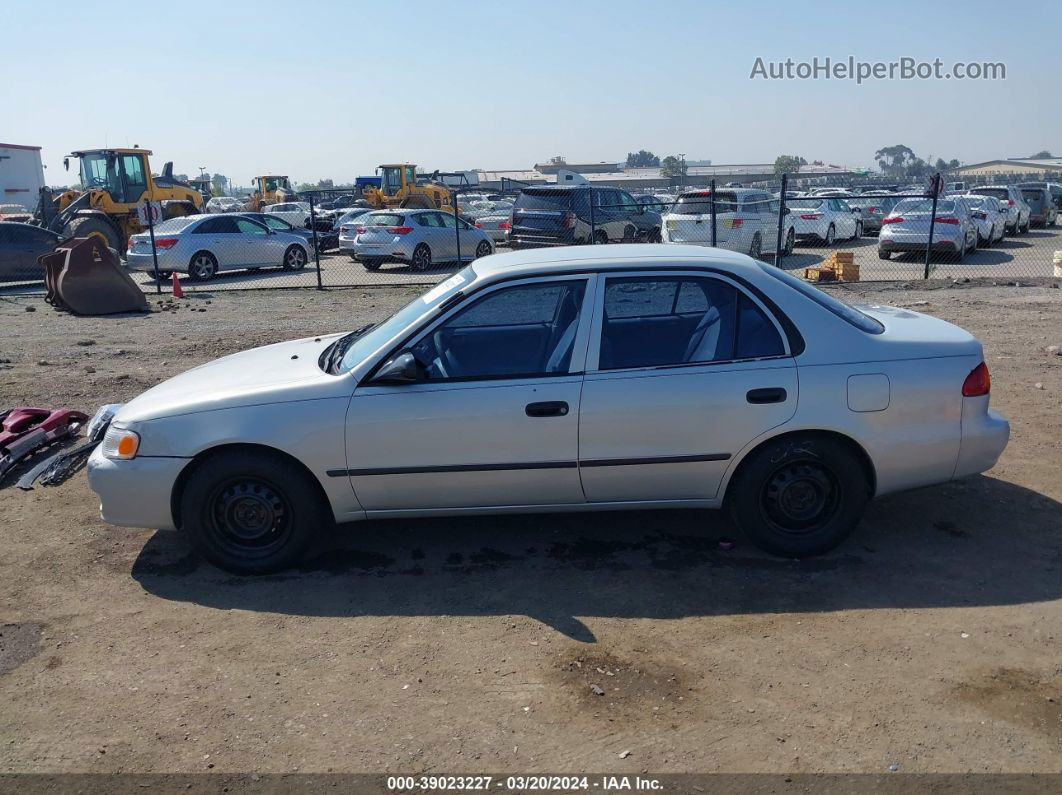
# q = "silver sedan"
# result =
<box><xmin>87</xmin><ymin>244</ymin><xmax>1009</xmax><ymax>574</ymax></box>
<box><xmin>349</xmin><ymin>209</ymin><xmax>494</xmax><ymax>271</ymax></box>
<box><xmin>126</xmin><ymin>214</ymin><xmax>310</xmax><ymax>280</ymax></box>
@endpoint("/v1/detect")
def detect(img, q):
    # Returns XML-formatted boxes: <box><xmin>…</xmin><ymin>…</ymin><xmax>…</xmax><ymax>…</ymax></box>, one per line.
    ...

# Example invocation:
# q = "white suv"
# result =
<box><xmin>661</xmin><ymin>188</ymin><xmax>795</xmax><ymax>259</ymax></box>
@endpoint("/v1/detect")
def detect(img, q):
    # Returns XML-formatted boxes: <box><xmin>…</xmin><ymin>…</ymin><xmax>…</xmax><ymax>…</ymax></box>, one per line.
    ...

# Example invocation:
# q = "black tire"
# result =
<box><xmin>361</xmin><ymin>258</ymin><xmax>382</xmax><ymax>271</ymax></box>
<box><xmin>877</xmin><ymin>248</ymin><xmax>891</xmax><ymax>260</ymax></box>
<box><xmin>1020</xmin><ymin>219</ymin><xmax>1030</xmax><ymax>234</ymax></box>
<box><xmin>748</xmin><ymin>233</ymin><xmax>762</xmax><ymax>260</ymax></box>
<box><xmin>783</xmin><ymin>227</ymin><xmax>795</xmax><ymax>256</ymax></box>
<box><xmin>647</xmin><ymin>227</ymin><xmax>662</xmax><ymax>243</ymax></box>
<box><xmin>410</xmin><ymin>243</ymin><xmax>432</xmax><ymax>271</ymax></box>
<box><xmin>187</xmin><ymin>251</ymin><xmax>218</xmax><ymax>281</ymax></box>
<box><xmin>282</xmin><ymin>244</ymin><xmax>307</xmax><ymax>271</ymax></box>
<box><xmin>977</xmin><ymin>230</ymin><xmax>987</xmax><ymax>248</ymax></box>
<box><xmin>853</xmin><ymin>221</ymin><xmax>863</xmax><ymax>239</ymax></box>
<box><xmin>593</xmin><ymin>229</ymin><xmax>608</xmax><ymax>245</ymax></box>
<box><xmin>154</xmin><ymin>270</ymin><xmax>173</xmax><ymax>280</ymax></box>
<box><xmin>179</xmin><ymin>450</ymin><xmax>327</xmax><ymax>574</ymax></box>
<box><xmin>63</xmin><ymin>215</ymin><xmax>122</xmax><ymax>252</ymax></box>
<box><xmin>823</xmin><ymin>224</ymin><xmax>835</xmax><ymax>246</ymax></box>
<box><xmin>474</xmin><ymin>240</ymin><xmax>492</xmax><ymax>259</ymax></box>
<box><xmin>727</xmin><ymin>435</ymin><xmax>870</xmax><ymax>558</ymax></box>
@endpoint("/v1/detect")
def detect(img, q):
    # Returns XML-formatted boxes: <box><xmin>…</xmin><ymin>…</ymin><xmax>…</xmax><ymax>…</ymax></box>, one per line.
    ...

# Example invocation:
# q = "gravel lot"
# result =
<box><xmin>1</xmin><ymin>280</ymin><xmax>1060</xmax><ymax>774</ymax></box>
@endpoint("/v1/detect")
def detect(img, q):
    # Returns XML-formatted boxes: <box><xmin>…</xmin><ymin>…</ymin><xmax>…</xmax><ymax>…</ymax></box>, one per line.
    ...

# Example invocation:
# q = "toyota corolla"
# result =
<box><xmin>87</xmin><ymin>244</ymin><xmax>1009</xmax><ymax>574</ymax></box>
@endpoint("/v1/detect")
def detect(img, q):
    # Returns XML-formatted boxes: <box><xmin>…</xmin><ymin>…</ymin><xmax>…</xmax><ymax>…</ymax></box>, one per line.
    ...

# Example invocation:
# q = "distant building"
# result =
<box><xmin>949</xmin><ymin>158</ymin><xmax>1062</xmax><ymax>177</ymax></box>
<box><xmin>0</xmin><ymin>143</ymin><xmax>45</xmax><ymax>211</ymax></box>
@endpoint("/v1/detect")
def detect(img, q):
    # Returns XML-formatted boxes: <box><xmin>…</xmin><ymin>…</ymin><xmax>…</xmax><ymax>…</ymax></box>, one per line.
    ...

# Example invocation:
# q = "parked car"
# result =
<box><xmin>1017</xmin><ymin>182</ymin><xmax>1062</xmax><ymax>213</ymax></box>
<box><xmin>125</xmin><ymin>214</ymin><xmax>311</xmax><ymax>280</ymax></box>
<box><xmin>786</xmin><ymin>196</ymin><xmax>862</xmax><ymax>244</ymax></box>
<box><xmin>944</xmin><ymin>182</ymin><xmax>968</xmax><ymax>194</ymax></box>
<box><xmin>473</xmin><ymin>206</ymin><xmax>513</xmax><ymax>243</ymax></box>
<box><xmin>205</xmin><ymin>197</ymin><xmax>244</xmax><ymax>213</ymax></box>
<box><xmin>86</xmin><ymin>243</ymin><xmax>1010</xmax><ymax>574</ymax></box>
<box><xmin>661</xmin><ymin>189</ymin><xmax>795</xmax><ymax>258</ymax></box>
<box><xmin>509</xmin><ymin>186</ymin><xmax>662</xmax><ymax>248</ymax></box>
<box><xmin>238</xmin><ymin>211</ymin><xmax>335</xmax><ymax>254</ymax></box>
<box><xmin>969</xmin><ymin>186</ymin><xmax>1031</xmax><ymax>234</ymax></box>
<box><xmin>1017</xmin><ymin>187</ymin><xmax>1058</xmax><ymax>228</ymax></box>
<box><xmin>332</xmin><ymin>207</ymin><xmax>374</xmax><ymax>231</ymax></box>
<box><xmin>0</xmin><ymin>221</ymin><xmax>61</xmax><ymax>281</ymax></box>
<box><xmin>955</xmin><ymin>195</ymin><xmax>1006</xmax><ymax>246</ymax></box>
<box><xmin>877</xmin><ymin>198</ymin><xmax>978</xmax><ymax>260</ymax></box>
<box><xmin>264</xmin><ymin>201</ymin><xmax>312</xmax><ymax>228</ymax></box>
<box><xmin>845</xmin><ymin>196</ymin><xmax>902</xmax><ymax>234</ymax></box>
<box><xmin>347</xmin><ymin>208</ymin><xmax>493</xmax><ymax>271</ymax></box>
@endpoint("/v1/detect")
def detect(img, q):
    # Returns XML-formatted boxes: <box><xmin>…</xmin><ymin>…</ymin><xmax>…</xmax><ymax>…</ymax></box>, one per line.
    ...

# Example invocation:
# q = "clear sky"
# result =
<box><xmin>3</xmin><ymin>0</ymin><xmax>1059</xmax><ymax>187</ymax></box>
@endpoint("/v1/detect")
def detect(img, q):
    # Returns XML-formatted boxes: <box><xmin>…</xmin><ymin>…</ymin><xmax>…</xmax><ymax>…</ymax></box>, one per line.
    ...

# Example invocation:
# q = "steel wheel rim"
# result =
<box><xmin>759</xmin><ymin>460</ymin><xmax>841</xmax><ymax>535</ymax></box>
<box><xmin>204</xmin><ymin>475</ymin><xmax>293</xmax><ymax>558</ymax></box>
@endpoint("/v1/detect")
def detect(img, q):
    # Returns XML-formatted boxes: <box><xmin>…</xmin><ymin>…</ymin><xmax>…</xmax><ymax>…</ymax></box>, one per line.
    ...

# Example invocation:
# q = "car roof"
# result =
<box><xmin>470</xmin><ymin>243</ymin><xmax>763</xmax><ymax>282</ymax></box>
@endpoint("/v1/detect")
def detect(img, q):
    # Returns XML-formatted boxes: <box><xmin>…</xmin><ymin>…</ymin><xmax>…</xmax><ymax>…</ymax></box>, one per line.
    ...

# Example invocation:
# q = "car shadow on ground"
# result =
<box><xmin>131</xmin><ymin>475</ymin><xmax>1062</xmax><ymax>642</ymax></box>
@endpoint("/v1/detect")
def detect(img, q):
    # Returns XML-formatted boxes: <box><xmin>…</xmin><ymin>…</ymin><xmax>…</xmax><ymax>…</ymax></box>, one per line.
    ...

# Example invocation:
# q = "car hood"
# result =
<box><xmin>114</xmin><ymin>333</ymin><xmax>351</xmax><ymax>423</ymax></box>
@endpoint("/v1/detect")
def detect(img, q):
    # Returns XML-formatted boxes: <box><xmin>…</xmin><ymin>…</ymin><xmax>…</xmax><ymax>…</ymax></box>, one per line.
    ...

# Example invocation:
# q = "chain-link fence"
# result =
<box><xmin>3</xmin><ymin>172</ymin><xmax>1060</xmax><ymax>298</ymax></box>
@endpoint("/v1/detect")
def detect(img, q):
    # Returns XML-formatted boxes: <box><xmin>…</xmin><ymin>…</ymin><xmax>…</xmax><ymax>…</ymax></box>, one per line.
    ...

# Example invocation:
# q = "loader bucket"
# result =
<box><xmin>40</xmin><ymin>237</ymin><xmax>147</xmax><ymax>315</ymax></box>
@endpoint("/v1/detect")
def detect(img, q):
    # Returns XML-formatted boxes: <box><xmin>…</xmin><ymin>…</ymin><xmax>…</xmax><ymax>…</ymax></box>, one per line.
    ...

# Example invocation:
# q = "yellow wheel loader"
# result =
<box><xmin>363</xmin><ymin>164</ymin><xmax>456</xmax><ymax>210</ymax></box>
<box><xmin>32</xmin><ymin>148</ymin><xmax>204</xmax><ymax>252</ymax></box>
<box><xmin>247</xmin><ymin>175</ymin><xmax>297</xmax><ymax>211</ymax></box>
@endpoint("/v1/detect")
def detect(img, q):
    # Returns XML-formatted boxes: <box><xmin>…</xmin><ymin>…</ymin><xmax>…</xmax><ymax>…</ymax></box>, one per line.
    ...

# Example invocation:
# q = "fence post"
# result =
<box><xmin>453</xmin><ymin>192</ymin><xmax>462</xmax><ymax>263</ymax></box>
<box><xmin>923</xmin><ymin>172</ymin><xmax>940</xmax><ymax>279</ymax></box>
<box><xmin>774</xmin><ymin>172</ymin><xmax>788</xmax><ymax>267</ymax></box>
<box><xmin>308</xmin><ymin>193</ymin><xmax>323</xmax><ymax>290</ymax></box>
<box><xmin>710</xmin><ymin>178</ymin><xmax>717</xmax><ymax>247</ymax></box>
<box><xmin>588</xmin><ymin>186</ymin><xmax>596</xmax><ymax>243</ymax></box>
<box><xmin>144</xmin><ymin>201</ymin><xmax>161</xmax><ymax>295</ymax></box>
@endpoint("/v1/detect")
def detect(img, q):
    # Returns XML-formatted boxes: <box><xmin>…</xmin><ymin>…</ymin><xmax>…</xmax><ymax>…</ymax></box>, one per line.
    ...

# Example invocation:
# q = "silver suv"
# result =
<box><xmin>969</xmin><ymin>186</ymin><xmax>1031</xmax><ymax>234</ymax></box>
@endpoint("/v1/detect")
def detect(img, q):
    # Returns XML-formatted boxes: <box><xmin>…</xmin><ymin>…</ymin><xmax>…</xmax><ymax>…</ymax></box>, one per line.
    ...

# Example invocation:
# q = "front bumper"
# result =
<box><xmin>86</xmin><ymin>445</ymin><xmax>189</xmax><ymax>531</ymax></box>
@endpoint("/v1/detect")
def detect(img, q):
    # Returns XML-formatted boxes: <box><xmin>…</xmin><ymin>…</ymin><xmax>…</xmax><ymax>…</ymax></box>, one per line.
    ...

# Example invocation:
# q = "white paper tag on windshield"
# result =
<box><xmin>421</xmin><ymin>271</ymin><xmax>467</xmax><ymax>304</ymax></box>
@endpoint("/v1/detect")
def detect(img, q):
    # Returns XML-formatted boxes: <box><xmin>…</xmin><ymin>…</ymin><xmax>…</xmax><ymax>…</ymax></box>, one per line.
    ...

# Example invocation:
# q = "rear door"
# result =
<box><xmin>194</xmin><ymin>216</ymin><xmax>245</xmax><ymax>267</ymax></box>
<box><xmin>578</xmin><ymin>272</ymin><xmax>797</xmax><ymax>503</ymax></box>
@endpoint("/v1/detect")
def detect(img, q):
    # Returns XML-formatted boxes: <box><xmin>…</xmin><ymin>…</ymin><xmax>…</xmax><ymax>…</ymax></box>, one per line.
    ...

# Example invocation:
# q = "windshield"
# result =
<box><xmin>972</xmin><ymin>188</ymin><xmax>1008</xmax><ymax>200</ymax></box>
<box><xmin>758</xmin><ymin>263</ymin><xmax>884</xmax><ymax>334</ymax></box>
<box><xmin>787</xmin><ymin>199</ymin><xmax>824</xmax><ymax>210</ymax></box>
<box><xmin>362</xmin><ymin>213</ymin><xmax>404</xmax><ymax>227</ymax></box>
<box><xmin>339</xmin><ymin>267</ymin><xmax>475</xmax><ymax>371</ymax></box>
<box><xmin>515</xmin><ymin>190</ymin><xmax>572</xmax><ymax>211</ymax></box>
<box><xmin>893</xmin><ymin>199</ymin><xmax>954</xmax><ymax>214</ymax></box>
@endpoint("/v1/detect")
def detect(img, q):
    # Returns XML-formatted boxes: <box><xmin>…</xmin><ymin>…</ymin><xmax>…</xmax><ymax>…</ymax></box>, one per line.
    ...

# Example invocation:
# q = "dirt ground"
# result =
<box><xmin>1</xmin><ymin>280</ymin><xmax>1060</xmax><ymax>775</ymax></box>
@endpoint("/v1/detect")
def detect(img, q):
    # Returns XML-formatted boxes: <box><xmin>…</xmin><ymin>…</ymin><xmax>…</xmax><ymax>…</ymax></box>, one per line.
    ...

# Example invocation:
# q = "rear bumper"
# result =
<box><xmin>879</xmin><ymin>236</ymin><xmax>961</xmax><ymax>253</ymax></box>
<box><xmin>86</xmin><ymin>446</ymin><xmax>188</xmax><ymax>530</ymax></box>
<box><xmin>953</xmin><ymin>405</ymin><xmax>1010</xmax><ymax>479</ymax></box>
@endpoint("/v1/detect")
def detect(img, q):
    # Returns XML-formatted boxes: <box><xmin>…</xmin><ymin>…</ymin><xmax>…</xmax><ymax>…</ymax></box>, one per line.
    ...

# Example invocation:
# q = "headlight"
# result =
<box><xmin>101</xmin><ymin>426</ymin><xmax>140</xmax><ymax>460</ymax></box>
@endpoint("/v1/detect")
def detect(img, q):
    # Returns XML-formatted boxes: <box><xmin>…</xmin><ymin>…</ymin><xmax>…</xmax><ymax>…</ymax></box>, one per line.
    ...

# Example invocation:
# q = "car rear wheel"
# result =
<box><xmin>647</xmin><ymin>227</ymin><xmax>662</xmax><ymax>243</ymax></box>
<box><xmin>783</xmin><ymin>228</ymin><xmax>795</xmax><ymax>256</ymax></box>
<box><xmin>727</xmin><ymin>435</ymin><xmax>870</xmax><ymax>558</ymax></box>
<box><xmin>877</xmin><ymin>248</ymin><xmax>891</xmax><ymax>260</ymax></box>
<box><xmin>187</xmin><ymin>251</ymin><xmax>218</xmax><ymax>281</ymax></box>
<box><xmin>180</xmin><ymin>450</ymin><xmax>327</xmax><ymax>574</ymax></box>
<box><xmin>282</xmin><ymin>245</ymin><xmax>307</xmax><ymax>271</ymax></box>
<box><xmin>592</xmin><ymin>230</ymin><xmax>608</xmax><ymax>245</ymax></box>
<box><xmin>823</xmin><ymin>224</ymin><xmax>835</xmax><ymax>246</ymax></box>
<box><xmin>748</xmin><ymin>233</ymin><xmax>762</xmax><ymax>260</ymax></box>
<box><xmin>361</xmin><ymin>258</ymin><xmax>382</xmax><ymax>271</ymax></box>
<box><xmin>853</xmin><ymin>221</ymin><xmax>863</xmax><ymax>239</ymax></box>
<box><xmin>410</xmin><ymin>243</ymin><xmax>432</xmax><ymax>271</ymax></box>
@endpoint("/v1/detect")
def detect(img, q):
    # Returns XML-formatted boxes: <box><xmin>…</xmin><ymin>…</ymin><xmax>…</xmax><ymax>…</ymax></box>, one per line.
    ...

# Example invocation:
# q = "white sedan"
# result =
<box><xmin>263</xmin><ymin>201</ymin><xmax>312</xmax><ymax>228</ymax></box>
<box><xmin>87</xmin><ymin>244</ymin><xmax>1009</xmax><ymax>574</ymax></box>
<box><xmin>787</xmin><ymin>196</ymin><xmax>863</xmax><ymax>244</ymax></box>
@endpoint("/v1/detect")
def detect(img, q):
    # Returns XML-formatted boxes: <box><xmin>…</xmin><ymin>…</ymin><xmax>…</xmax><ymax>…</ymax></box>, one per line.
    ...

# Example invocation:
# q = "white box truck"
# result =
<box><xmin>0</xmin><ymin>143</ymin><xmax>46</xmax><ymax>214</ymax></box>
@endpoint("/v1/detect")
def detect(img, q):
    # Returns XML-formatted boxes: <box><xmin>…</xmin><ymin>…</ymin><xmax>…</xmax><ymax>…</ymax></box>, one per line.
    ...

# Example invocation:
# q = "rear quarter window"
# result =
<box><xmin>758</xmin><ymin>263</ymin><xmax>884</xmax><ymax>334</ymax></box>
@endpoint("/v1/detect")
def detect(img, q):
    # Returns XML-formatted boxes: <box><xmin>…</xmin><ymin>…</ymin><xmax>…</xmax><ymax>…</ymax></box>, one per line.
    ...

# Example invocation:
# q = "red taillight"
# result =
<box><xmin>154</xmin><ymin>238</ymin><xmax>179</xmax><ymax>250</ymax></box>
<box><xmin>881</xmin><ymin>217</ymin><xmax>903</xmax><ymax>224</ymax></box>
<box><xmin>800</xmin><ymin>213</ymin><xmax>823</xmax><ymax>220</ymax></box>
<box><xmin>962</xmin><ymin>362</ymin><xmax>991</xmax><ymax>397</ymax></box>
<box><xmin>355</xmin><ymin>226</ymin><xmax>367</xmax><ymax>234</ymax></box>
<box><xmin>866</xmin><ymin>207</ymin><xmax>879</xmax><ymax>214</ymax></box>
<box><xmin>387</xmin><ymin>226</ymin><xmax>413</xmax><ymax>235</ymax></box>
<box><xmin>935</xmin><ymin>216</ymin><xmax>960</xmax><ymax>225</ymax></box>
<box><xmin>561</xmin><ymin>210</ymin><xmax>576</xmax><ymax>229</ymax></box>
<box><xmin>474</xmin><ymin>222</ymin><xmax>482</xmax><ymax>228</ymax></box>
<box><xmin>499</xmin><ymin>221</ymin><xmax>510</xmax><ymax>230</ymax></box>
<box><xmin>1007</xmin><ymin>199</ymin><xmax>1014</xmax><ymax>206</ymax></box>
<box><xmin>732</xmin><ymin>218</ymin><xmax>745</xmax><ymax>228</ymax></box>
<box><xmin>127</xmin><ymin>238</ymin><xmax>134</xmax><ymax>251</ymax></box>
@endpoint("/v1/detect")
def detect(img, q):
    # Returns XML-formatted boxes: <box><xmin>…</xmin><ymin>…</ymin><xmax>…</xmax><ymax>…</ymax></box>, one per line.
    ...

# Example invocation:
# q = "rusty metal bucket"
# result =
<box><xmin>39</xmin><ymin>237</ymin><xmax>147</xmax><ymax>315</ymax></box>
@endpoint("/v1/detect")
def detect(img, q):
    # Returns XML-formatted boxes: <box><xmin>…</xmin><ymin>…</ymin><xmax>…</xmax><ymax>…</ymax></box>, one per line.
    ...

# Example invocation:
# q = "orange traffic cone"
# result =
<box><xmin>171</xmin><ymin>271</ymin><xmax>184</xmax><ymax>299</ymax></box>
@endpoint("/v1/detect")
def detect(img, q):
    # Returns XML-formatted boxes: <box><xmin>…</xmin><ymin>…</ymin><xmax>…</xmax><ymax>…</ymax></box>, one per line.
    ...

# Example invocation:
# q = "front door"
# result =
<box><xmin>345</xmin><ymin>276</ymin><xmax>595</xmax><ymax>512</ymax></box>
<box><xmin>578</xmin><ymin>273</ymin><xmax>798</xmax><ymax>503</ymax></box>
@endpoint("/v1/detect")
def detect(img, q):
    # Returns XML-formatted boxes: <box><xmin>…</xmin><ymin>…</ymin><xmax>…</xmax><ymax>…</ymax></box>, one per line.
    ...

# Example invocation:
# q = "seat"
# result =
<box><xmin>683</xmin><ymin>292</ymin><xmax>736</xmax><ymax>363</ymax></box>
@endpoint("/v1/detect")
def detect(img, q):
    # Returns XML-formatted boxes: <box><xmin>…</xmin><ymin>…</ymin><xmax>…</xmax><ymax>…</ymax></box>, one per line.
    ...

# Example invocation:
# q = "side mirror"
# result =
<box><xmin>371</xmin><ymin>351</ymin><xmax>424</xmax><ymax>385</ymax></box>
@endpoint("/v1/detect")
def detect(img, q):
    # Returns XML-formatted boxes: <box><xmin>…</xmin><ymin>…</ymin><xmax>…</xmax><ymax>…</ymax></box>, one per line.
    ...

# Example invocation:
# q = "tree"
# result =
<box><xmin>549</xmin><ymin>156</ymin><xmax>567</xmax><ymax>166</ymax></box>
<box><xmin>660</xmin><ymin>155</ymin><xmax>688</xmax><ymax>178</ymax></box>
<box><xmin>1029</xmin><ymin>150</ymin><xmax>1053</xmax><ymax>159</ymax></box>
<box><xmin>211</xmin><ymin>173</ymin><xmax>228</xmax><ymax>196</ymax></box>
<box><xmin>774</xmin><ymin>155</ymin><xmax>806</xmax><ymax>176</ymax></box>
<box><xmin>874</xmin><ymin>145</ymin><xmax>918</xmax><ymax>178</ymax></box>
<box><xmin>626</xmin><ymin>150</ymin><xmax>660</xmax><ymax>168</ymax></box>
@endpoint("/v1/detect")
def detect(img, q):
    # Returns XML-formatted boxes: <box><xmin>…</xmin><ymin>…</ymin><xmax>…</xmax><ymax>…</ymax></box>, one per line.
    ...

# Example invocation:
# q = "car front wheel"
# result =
<box><xmin>180</xmin><ymin>450</ymin><xmax>327</xmax><ymax>574</ymax></box>
<box><xmin>727</xmin><ymin>434</ymin><xmax>870</xmax><ymax>557</ymax></box>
